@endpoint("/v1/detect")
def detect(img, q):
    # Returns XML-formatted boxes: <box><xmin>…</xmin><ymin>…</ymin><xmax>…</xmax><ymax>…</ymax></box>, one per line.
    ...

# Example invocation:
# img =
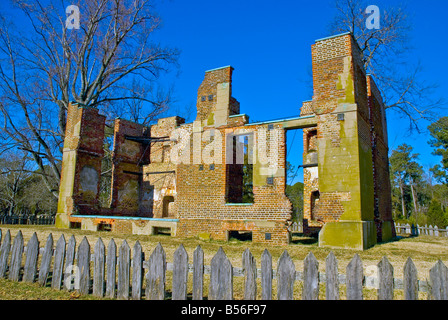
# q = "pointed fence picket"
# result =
<box><xmin>325</xmin><ymin>252</ymin><xmax>339</xmax><ymax>300</ymax></box>
<box><xmin>38</xmin><ymin>234</ymin><xmax>53</xmax><ymax>286</ymax></box>
<box><xmin>105</xmin><ymin>239</ymin><xmax>117</xmax><ymax>299</ymax></box>
<box><xmin>192</xmin><ymin>245</ymin><xmax>204</xmax><ymax>300</ymax></box>
<box><xmin>378</xmin><ymin>256</ymin><xmax>394</xmax><ymax>300</ymax></box>
<box><xmin>277</xmin><ymin>250</ymin><xmax>295</xmax><ymax>300</ymax></box>
<box><xmin>0</xmin><ymin>230</ymin><xmax>11</xmax><ymax>278</ymax></box>
<box><xmin>0</xmin><ymin>228</ymin><xmax>447</xmax><ymax>300</ymax></box>
<box><xmin>93</xmin><ymin>238</ymin><xmax>105</xmax><ymax>298</ymax></box>
<box><xmin>261</xmin><ymin>249</ymin><xmax>272</xmax><ymax>300</ymax></box>
<box><xmin>132</xmin><ymin>241</ymin><xmax>144</xmax><ymax>300</ymax></box>
<box><xmin>146</xmin><ymin>243</ymin><xmax>166</xmax><ymax>300</ymax></box>
<box><xmin>51</xmin><ymin>235</ymin><xmax>66</xmax><ymax>290</ymax></box>
<box><xmin>404</xmin><ymin>257</ymin><xmax>418</xmax><ymax>300</ymax></box>
<box><xmin>209</xmin><ymin>247</ymin><xmax>233</xmax><ymax>300</ymax></box>
<box><xmin>23</xmin><ymin>233</ymin><xmax>39</xmax><ymax>283</ymax></box>
<box><xmin>302</xmin><ymin>252</ymin><xmax>319</xmax><ymax>300</ymax></box>
<box><xmin>64</xmin><ymin>235</ymin><xmax>76</xmax><ymax>291</ymax></box>
<box><xmin>172</xmin><ymin>244</ymin><xmax>188</xmax><ymax>300</ymax></box>
<box><xmin>346</xmin><ymin>254</ymin><xmax>363</xmax><ymax>300</ymax></box>
<box><xmin>77</xmin><ymin>237</ymin><xmax>90</xmax><ymax>295</ymax></box>
<box><xmin>8</xmin><ymin>230</ymin><xmax>23</xmax><ymax>281</ymax></box>
<box><xmin>242</xmin><ymin>248</ymin><xmax>257</xmax><ymax>300</ymax></box>
<box><xmin>429</xmin><ymin>260</ymin><xmax>448</xmax><ymax>300</ymax></box>
<box><xmin>117</xmin><ymin>240</ymin><xmax>131</xmax><ymax>300</ymax></box>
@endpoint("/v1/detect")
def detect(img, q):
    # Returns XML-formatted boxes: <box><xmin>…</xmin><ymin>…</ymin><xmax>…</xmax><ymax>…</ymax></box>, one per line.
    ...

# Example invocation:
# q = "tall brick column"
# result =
<box><xmin>56</xmin><ymin>103</ymin><xmax>106</xmax><ymax>228</ymax></box>
<box><xmin>367</xmin><ymin>76</ymin><xmax>396</xmax><ymax>241</ymax></box>
<box><xmin>310</xmin><ymin>33</ymin><xmax>377</xmax><ymax>249</ymax></box>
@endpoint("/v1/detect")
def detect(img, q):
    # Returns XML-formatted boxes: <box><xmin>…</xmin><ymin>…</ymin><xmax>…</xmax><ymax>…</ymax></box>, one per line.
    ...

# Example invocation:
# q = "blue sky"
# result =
<box><xmin>2</xmin><ymin>0</ymin><xmax>446</xmax><ymax>184</ymax></box>
<box><xmin>151</xmin><ymin>0</ymin><xmax>448</xmax><ymax>183</ymax></box>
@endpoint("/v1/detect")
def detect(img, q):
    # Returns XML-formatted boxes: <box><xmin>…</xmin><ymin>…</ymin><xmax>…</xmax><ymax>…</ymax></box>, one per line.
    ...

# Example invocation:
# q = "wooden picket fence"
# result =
<box><xmin>0</xmin><ymin>228</ymin><xmax>447</xmax><ymax>300</ymax></box>
<box><xmin>395</xmin><ymin>223</ymin><xmax>448</xmax><ymax>237</ymax></box>
<box><xmin>289</xmin><ymin>221</ymin><xmax>448</xmax><ymax>238</ymax></box>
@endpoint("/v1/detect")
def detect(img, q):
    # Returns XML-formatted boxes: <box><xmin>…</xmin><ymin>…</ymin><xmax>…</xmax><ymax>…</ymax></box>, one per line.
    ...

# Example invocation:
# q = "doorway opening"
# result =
<box><xmin>162</xmin><ymin>196</ymin><xmax>174</xmax><ymax>218</ymax></box>
<box><xmin>225</xmin><ymin>133</ymin><xmax>254</xmax><ymax>204</ymax></box>
<box><xmin>285</xmin><ymin>129</ymin><xmax>304</xmax><ymax>223</ymax></box>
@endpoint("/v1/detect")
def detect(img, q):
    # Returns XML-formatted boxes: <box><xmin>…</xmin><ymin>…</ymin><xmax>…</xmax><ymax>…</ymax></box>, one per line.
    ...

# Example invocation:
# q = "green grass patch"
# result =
<box><xmin>0</xmin><ymin>278</ymin><xmax>95</xmax><ymax>300</ymax></box>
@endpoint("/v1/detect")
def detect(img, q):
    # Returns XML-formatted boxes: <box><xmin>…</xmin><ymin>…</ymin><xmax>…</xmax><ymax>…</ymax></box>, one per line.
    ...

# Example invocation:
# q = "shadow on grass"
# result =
<box><xmin>377</xmin><ymin>235</ymin><xmax>410</xmax><ymax>246</ymax></box>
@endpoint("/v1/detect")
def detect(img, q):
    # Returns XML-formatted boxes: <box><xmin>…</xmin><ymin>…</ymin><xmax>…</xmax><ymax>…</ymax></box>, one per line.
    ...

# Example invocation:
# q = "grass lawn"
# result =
<box><xmin>0</xmin><ymin>278</ymin><xmax>94</xmax><ymax>300</ymax></box>
<box><xmin>0</xmin><ymin>225</ymin><xmax>447</xmax><ymax>300</ymax></box>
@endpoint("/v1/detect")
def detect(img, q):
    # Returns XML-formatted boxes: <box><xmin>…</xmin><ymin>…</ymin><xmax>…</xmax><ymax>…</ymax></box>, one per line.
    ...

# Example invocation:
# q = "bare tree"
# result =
<box><xmin>330</xmin><ymin>0</ymin><xmax>444</xmax><ymax>131</ymax></box>
<box><xmin>0</xmin><ymin>153</ymin><xmax>30</xmax><ymax>215</ymax></box>
<box><xmin>0</xmin><ymin>0</ymin><xmax>179</xmax><ymax>198</ymax></box>
<box><xmin>105</xmin><ymin>78</ymin><xmax>173</xmax><ymax>125</ymax></box>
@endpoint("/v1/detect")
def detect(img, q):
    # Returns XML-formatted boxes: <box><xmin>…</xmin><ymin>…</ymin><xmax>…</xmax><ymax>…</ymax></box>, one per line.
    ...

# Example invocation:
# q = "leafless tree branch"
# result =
<box><xmin>0</xmin><ymin>0</ymin><xmax>178</xmax><ymax>198</ymax></box>
<box><xmin>329</xmin><ymin>0</ymin><xmax>445</xmax><ymax>132</ymax></box>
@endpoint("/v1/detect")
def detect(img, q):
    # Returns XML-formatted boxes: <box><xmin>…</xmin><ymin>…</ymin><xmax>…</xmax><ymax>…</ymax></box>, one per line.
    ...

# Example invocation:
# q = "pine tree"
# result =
<box><xmin>389</xmin><ymin>144</ymin><xmax>423</xmax><ymax>219</ymax></box>
<box><xmin>426</xmin><ymin>199</ymin><xmax>448</xmax><ymax>228</ymax></box>
<box><xmin>428</xmin><ymin>117</ymin><xmax>448</xmax><ymax>185</ymax></box>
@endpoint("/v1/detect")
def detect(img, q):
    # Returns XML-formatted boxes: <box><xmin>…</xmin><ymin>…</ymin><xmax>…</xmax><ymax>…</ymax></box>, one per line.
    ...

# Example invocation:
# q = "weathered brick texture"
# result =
<box><xmin>57</xmin><ymin>103</ymin><xmax>106</xmax><ymax>220</ymax></box>
<box><xmin>301</xmin><ymin>33</ymin><xmax>394</xmax><ymax>246</ymax></box>
<box><xmin>57</xmin><ymin>32</ymin><xmax>393</xmax><ymax>249</ymax></box>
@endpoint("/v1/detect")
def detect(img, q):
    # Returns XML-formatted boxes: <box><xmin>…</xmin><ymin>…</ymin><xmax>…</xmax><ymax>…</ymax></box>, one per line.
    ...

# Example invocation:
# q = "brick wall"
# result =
<box><xmin>300</xmin><ymin>33</ymin><xmax>393</xmax><ymax>244</ymax></box>
<box><xmin>142</xmin><ymin>116</ymin><xmax>184</xmax><ymax>219</ymax></box>
<box><xmin>175</xmin><ymin>124</ymin><xmax>293</xmax><ymax>245</ymax></box>
<box><xmin>196</xmin><ymin>66</ymin><xmax>239</xmax><ymax>124</ymax></box>
<box><xmin>58</xmin><ymin>33</ymin><xmax>393</xmax><ymax>248</ymax></box>
<box><xmin>367</xmin><ymin>76</ymin><xmax>395</xmax><ymax>240</ymax></box>
<box><xmin>174</xmin><ymin>67</ymin><xmax>292</xmax><ymax>245</ymax></box>
<box><xmin>59</xmin><ymin>103</ymin><xmax>106</xmax><ymax>217</ymax></box>
<box><xmin>110</xmin><ymin>118</ymin><xmax>149</xmax><ymax>215</ymax></box>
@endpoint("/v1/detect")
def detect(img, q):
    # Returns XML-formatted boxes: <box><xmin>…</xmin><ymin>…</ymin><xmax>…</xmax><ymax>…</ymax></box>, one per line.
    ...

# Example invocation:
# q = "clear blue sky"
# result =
<box><xmin>2</xmin><ymin>0</ymin><xmax>446</xmax><ymax>184</ymax></box>
<box><xmin>152</xmin><ymin>0</ymin><xmax>448</xmax><ymax>183</ymax></box>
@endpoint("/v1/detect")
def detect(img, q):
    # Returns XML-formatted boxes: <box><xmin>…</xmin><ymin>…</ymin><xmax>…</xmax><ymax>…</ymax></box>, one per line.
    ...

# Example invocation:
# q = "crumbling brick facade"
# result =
<box><xmin>56</xmin><ymin>32</ymin><xmax>394</xmax><ymax>249</ymax></box>
<box><xmin>56</xmin><ymin>104</ymin><xmax>106</xmax><ymax>226</ymax></box>
<box><xmin>367</xmin><ymin>76</ymin><xmax>395</xmax><ymax>241</ymax></box>
<box><xmin>301</xmin><ymin>33</ymin><xmax>395</xmax><ymax>248</ymax></box>
<box><xmin>170</xmin><ymin>66</ymin><xmax>293</xmax><ymax>244</ymax></box>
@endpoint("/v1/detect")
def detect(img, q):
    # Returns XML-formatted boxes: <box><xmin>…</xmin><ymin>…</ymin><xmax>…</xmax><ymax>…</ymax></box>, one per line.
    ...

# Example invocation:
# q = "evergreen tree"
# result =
<box><xmin>389</xmin><ymin>144</ymin><xmax>423</xmax><ymax>219</ymax></box>
<box><xmin>426</xmin><ymin>199</ymin><xmax>448</xmax><ymax>228</ymax></box>
<box><xmin>428</xmin><ymin>117</ymin><xmax>448</xmax><ymax>185</ymax></box>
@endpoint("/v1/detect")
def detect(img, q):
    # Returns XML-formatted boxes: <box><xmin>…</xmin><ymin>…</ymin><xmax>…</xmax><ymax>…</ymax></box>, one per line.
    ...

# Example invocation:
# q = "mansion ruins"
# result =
<box><xmin>55</xmin><ymin>32</ymin><xmax>395</xmax><ymax>250</ymax></box>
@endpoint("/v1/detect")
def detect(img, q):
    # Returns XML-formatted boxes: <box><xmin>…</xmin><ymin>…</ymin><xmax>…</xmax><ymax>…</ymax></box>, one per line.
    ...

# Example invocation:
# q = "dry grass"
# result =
<box><xmin>0</xmin><ymin>225</ymin><xmax>446</xmax><ymax>300</ymax></box>
<box><xmin>0</xmin><ymin>278</ymin><xmax>95</xmax><ymax>300</ymax></box>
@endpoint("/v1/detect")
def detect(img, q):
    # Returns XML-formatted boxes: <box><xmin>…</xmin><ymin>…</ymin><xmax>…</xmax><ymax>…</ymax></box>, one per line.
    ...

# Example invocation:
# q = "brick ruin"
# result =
<box><xmin>55</xmin><ymin>32</ymin><xmax>395</xmax><ymax>249</ymax></box>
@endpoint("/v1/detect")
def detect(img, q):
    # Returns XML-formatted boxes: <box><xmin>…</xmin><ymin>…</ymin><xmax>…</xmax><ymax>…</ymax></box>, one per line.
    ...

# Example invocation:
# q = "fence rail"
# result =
<box><xmin>289</xmin><ymin>221</ymin><xmax>448</xmax><ymax>238</ymax></box>
<box><xmin>0</xmin><ymin>228</ymin><xmax>447</xmax><ymax>300</ymax></box>
<box><xmin>395</xmin><ymin>223</ymin><xmax>448</xmax><ymax>237</ymax></box>
<box><xmin>0</xmin><ymin>215</ymin><xmax>55</xmax><ymax>226</ymax></box>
